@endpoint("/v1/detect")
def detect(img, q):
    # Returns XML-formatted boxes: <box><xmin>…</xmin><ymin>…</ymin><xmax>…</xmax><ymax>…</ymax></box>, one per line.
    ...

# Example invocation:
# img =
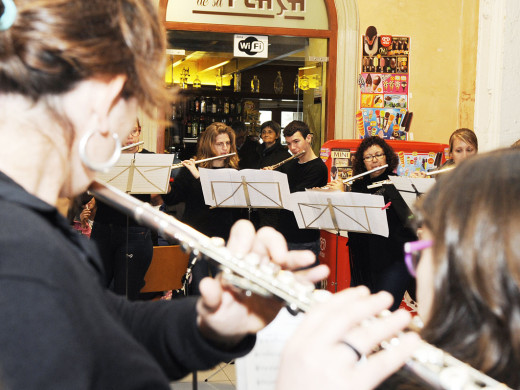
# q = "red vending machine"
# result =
<box><xmin>318</xmin><ymin>139</ymin><xmax>448</xmax><ymax>293</ymax></box>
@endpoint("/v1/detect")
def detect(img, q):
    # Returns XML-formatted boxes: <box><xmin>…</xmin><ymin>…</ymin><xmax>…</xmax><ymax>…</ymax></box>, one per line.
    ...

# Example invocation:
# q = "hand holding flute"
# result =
<box><xmin>175</xmin><ymin>152</ymin><xmax>237</xmax><ymax>179</ymax></box>
<box><xmin>321</xmin><ymin>164</ymin><xmax>389</xmax><ymax>190</ymax></box>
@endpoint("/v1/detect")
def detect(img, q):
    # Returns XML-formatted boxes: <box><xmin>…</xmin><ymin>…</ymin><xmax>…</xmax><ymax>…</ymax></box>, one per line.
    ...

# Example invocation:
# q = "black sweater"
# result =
<box><xmin>348</xmin><ymin>170</ymin><xmax>417</xmax><ymax>286</ymax></box>
<box><xmin>277</xmin><ymin>157</ymin><xmax>328</xmax><ymax>242</ymax></box>
<box><xmin>161</xmin><ymin>167</ymin><xmax>237</xmax><ymax>241</ymax></box>
<box><xmin>256</xmin><ymin>142</ymin><xmax>291</xmax><ymax>169</ymax></box>
<box><xmin>0</xmin><ymin>171</ymin><xmax>254</xmax><ymax>390</ymax></box>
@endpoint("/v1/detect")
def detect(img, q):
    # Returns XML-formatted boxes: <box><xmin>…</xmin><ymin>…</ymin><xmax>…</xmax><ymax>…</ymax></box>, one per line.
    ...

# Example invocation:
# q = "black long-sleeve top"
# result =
<box><xmin>277</xmin><ymin>157</ymin><xmax>328</xmax><ymax>243</ymax></box>
<box><xmin>0</xmin><ymin>171</ymin><xmax>254</xmax><ymax>390</ymax></box>
<box><xmin>161</xmin><ymin>167</ymin><xmax>237</xmax><ymax>241</ymax></box>
<box><xmin>256</xmin><ymin>142</ymin><xmax>291</xmax><ymax>169</ymax></box>
<box><xmin>348</xmin><ymin>169</ymin><xmax>417</xmax><ymax>286</ymax></box>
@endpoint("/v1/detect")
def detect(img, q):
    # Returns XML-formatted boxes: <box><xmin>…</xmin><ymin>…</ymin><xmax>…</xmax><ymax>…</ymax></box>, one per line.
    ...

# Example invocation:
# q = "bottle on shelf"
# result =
<box><xmin>192</xmin><ymin>117</ymin><xmax>199</xmax><ymax>137</ymax></box>
<box><xmin>215</xmin><ymin>69</ymin><xmax>222</xmax><ymax>91</ymax></box>
<box><xmin>186</xmin><ymin>115</ymin><xmax>192</xmax><ymax>138</ymax></box>
<box><xmin>223</xmin><ymin>98</ymin><xmax>230</xmax><ymax>115</ymax></box>
<box><xmin>193</xmin><ymin>74</ymin><xmax>201</xmax><ymax>88</ymax></box>
<box><xmin>251</xmin><ymin>75</ymin><xmax>260</xmax><ymax>93</ymax></box>
<box><xmin>234</xmin><ymin>72</ymin><xmax>241</xmax><ymax>92</ymax></box>
<box><xmin>194</xmin><ymin>96</ymin><xmax>200</xmax><ymax>114</ymax></box>
<box><xmin>200</xmin><ymin>96</ymin><xmax>207</xmax><ymax>114</ymax></box>
<box><xmin>199</xmin><ymin>115</ymin><xmax>205</xmax><ymax>135</ymax></box>
<box><xmin>274</xmin><ymin>71</ymin><xmax>283</xmax><ymax>94</ymax></box>
<box><xmin>211</xmin><ymin>97</ymin><xmax>217</xmax><ymax>115</ymax></box>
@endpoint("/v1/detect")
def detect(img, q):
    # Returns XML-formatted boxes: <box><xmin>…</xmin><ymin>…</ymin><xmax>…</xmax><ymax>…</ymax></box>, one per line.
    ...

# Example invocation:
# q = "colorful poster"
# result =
<box><xmin>396</xmin><ymin>151</ymin><xmax>442</xmax><ymax>177</ymax></box>
<box><xmin>359</xmin><ymin>107</ymin><xmax>407</xmax><ymax>140</ymax></box>
<box><xmin>359</xmin><ymin>33</ymin><xmax>410</xmax><ymax>139</ymax></box>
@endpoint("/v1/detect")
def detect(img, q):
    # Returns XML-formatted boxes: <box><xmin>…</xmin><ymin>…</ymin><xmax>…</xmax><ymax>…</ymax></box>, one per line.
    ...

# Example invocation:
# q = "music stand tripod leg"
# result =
<box><xmin>204</xmin><ymin>360</ymin><xmax>234</xmax><ymax>382</ymax></box>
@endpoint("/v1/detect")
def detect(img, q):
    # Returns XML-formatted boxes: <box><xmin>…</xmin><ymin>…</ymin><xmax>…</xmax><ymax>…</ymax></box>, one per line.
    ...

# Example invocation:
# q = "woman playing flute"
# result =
<box><xmin>162</xmin><ymin>122</ymin><xmax>240</xmax><ymax>294</ymax></box>
<box><xmin>90</xmin><ymin>118</ymin><xmax>160</xmax><ymax>300</ymax></box>
<box><xmin>330</xmin><ymin>137</ymin><xmax>416</xmax><ymax>311</ymax></box>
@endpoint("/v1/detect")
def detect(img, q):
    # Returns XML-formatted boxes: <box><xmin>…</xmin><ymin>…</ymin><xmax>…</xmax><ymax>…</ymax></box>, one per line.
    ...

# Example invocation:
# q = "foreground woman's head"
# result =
<box><xmin>0</xmin><ymin>0</ymin><xmax>170</xmax><ymax>198</ymax></box>
<box><xmin>414</xmin><ymin>148</ymin><xmax>520</xmax><ymax>387</ymax></box>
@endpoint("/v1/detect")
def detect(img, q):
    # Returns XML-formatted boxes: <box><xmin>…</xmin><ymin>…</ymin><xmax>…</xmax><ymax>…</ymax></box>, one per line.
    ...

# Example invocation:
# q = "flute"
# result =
<box><xmin>121</xmin><ymin>141</ymin><xmax>144</xmax><ymax>151</ymax></box>
<box><xmin>343</xmin><ymin>164</ymin><xmax>388</xmax><ymax>183</ymax></box>
<box><xmin>171</xmin><ymin>152</ymin><xmax>236</xmax><ymax>169</ymax></box>
<box><xmin>367</xmin><ymin>179</ymin><xmax>392</xmax><ymax>189</ymax></box>
<box><xmin>88</xmin><ymin>179</ymin><xmax>513</xmax><ymax>390</ymax></box>
<box><xmin>426</xmin><ymin>165</ymin><xmax>455</xmax><ymax>176</ymax></box>
<box><xmin>264</xmin><ymin>151</ymin><xmax>305</xmax><ymax>170</ymax></box>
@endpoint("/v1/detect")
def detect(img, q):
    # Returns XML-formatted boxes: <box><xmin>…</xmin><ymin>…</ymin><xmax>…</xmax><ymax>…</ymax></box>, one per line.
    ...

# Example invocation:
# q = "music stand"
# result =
<box><xmin>199</xmin><ymin>168</ymin><xmax>291</xmax><ymax>220</ymax></box>
<box><xmin>289</xmin><ymin>190</ymin><xmax>389</xmax><ymax>292</ymax></box>
<box><xmin>95</xmin><ymin>153</ymin><xmax>174</xmax><ymax>298</ymax></box>
<box><xmin>386</xmin><ymin>176</ymin><xmax>436</xmax><ymax>223</ymax></box>
<box><xmin>95</xmin><ymin>153</ymin><xmax>174</xmax><ymax>194</ymax></box>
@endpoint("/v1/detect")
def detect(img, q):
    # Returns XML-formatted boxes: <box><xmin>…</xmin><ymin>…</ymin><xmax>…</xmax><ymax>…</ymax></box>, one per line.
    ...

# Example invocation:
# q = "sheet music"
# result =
<box><xmin>289</xmin><ymin>190</ymin><xmax>389</xmax><ymax>237</ymax></box>
<box><xmin>95</xmin><ymin>153</ymin><xmax>174</xmax><ymax>194</ymax></box>
<box><xmin>236</xmin><ymin>308</ymin><xmax>303</xmax><ymax>390</ymax></box>
<box><xmin>388</xmin><ymin>176</ymin><xmax>435</xmax><ymax>195</ymax></box>
<box><xmin>387</xmin><ymin>176</ymin><xmax>435</xmax><ymax>210</ymax></box>
<box><xmin>199</xmin><ymin>168</ymin><xmax>291</xmax><ymax>208</ymax></box>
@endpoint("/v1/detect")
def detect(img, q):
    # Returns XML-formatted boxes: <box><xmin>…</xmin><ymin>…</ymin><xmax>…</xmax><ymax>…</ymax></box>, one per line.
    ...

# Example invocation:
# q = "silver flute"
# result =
<box><xmin>89</xmin><ymin>179</ymin><xmax>512</xmax><ymax>390</ymax></box>
<box><xmin>171</xmin><ymin>152</ymin><xmax>236</xmax><ymax>170</ymax></box>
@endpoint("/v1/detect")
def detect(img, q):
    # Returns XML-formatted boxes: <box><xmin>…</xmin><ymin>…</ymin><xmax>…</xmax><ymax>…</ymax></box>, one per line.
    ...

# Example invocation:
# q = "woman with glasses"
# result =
<box><xmin>91</xmin><ymin>118</ymin><xmax>159</xmax><ymax>300</ymax></box>
<box><xmin>387</xmin><ymin>148</ymin><xmax>520</xmax><ymax>389</ymax></box>
<box><xmin>347</xmin><ymin>136</ymin><xmax>417</xmax><ymax>311</ymax></box>
<box><xmin>162</xmin><ymin>122</ymin><xmax>240</xmax><ymax>294</ymax></box>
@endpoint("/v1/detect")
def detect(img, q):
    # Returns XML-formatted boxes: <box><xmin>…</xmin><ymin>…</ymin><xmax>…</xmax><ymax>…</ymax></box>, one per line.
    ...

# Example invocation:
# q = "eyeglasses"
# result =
<box><xmin>404</xmin><ymin>239</ymin><xmax>433</xmax><ymax>277</ymax></box>
<box><xmin>363</xmin><ymin>152</ymin><xmax>385</xmax><ymax>162</ymax></box>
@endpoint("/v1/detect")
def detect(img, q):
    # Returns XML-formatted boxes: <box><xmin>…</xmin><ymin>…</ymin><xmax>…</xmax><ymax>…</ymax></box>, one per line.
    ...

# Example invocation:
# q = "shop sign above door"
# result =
<box><xmin>165</xmin><ymin>0</ymin><xmax>329</xmax><ymax>30</ymax></box>
<box><xmin>233</xmin><ymin>35</ymin><xmax>268</xmax><ymax>58</ymax></box>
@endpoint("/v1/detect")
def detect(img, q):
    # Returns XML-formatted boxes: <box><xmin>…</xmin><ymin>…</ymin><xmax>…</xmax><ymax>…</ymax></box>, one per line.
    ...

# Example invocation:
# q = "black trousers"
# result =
<box><xmin>91</xmin><ymin>222</ymin><xmax>153</xmax><ymax>300</ymax></box>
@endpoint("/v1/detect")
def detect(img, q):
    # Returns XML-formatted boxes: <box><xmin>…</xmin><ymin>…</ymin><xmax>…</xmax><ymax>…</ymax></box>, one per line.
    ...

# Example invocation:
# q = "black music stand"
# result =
<box><xmin>290</xmin><ymin>190</ymin><xmax>389</xmax><ymax>292</ymax></box>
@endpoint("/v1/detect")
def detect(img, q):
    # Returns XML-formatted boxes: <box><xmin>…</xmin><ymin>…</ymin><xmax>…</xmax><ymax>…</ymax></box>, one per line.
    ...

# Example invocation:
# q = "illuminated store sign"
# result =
<box><xmin>165</xmin><ymin>0</ymin><xmax>328</xmax><ymax>30</ymax></box>
<box><xmin>193</xmin><ymin>0</ymin><xmax>306</xmax><ymax>20</ymax></box>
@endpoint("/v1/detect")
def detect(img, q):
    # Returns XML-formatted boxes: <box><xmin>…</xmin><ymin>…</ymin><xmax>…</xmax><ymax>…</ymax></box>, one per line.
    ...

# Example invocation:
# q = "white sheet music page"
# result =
<box><xmin>236</xmin><ymin>308</ymin><xmax>304</xmax><ymax>390</ymax></box>
<box><xmin>388</xmin><ymin>176</ymin><xmax>435</xmax><ymax>210</ymax></box>
<box><xmin>199</xmin><ymin>168</ymin><xmax>291</xmax><ymax>208</ymax></box>
<box><xmin>95</xmin><ymin>154</ymin><xmax>134</xmax><ymax>191</ymax></box>
<box><xmin>289</xmin><ymin>190</ymin><xmax>389</xmax><ymax>237</ymax></box>
<box><xmin>388</xmin><ymin>176</ymin><xmax>435</xmax><ymax>195</ymax></box>
<box><xmin>95</xmin><ymin>153</ymin><xmax>174</xmax><ymax>194</ymax></box>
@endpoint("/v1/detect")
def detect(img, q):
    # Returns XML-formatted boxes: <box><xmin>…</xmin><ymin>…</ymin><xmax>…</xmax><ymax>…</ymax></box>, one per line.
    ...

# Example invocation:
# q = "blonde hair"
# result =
<box><xmin>448</xmin><ymin>128</ymin><xmax>478</xmax><ymax>154</ymax></box>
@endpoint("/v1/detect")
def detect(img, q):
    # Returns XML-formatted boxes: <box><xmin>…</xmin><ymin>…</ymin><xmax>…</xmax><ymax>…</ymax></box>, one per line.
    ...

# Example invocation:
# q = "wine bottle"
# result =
<box><xmin>274</xmin><ymin>71</ymin><xmax>283</xmax><ymax>94</ymax></box>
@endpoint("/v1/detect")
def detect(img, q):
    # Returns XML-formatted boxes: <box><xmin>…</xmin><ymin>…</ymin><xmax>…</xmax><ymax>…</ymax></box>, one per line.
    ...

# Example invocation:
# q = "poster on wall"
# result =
<box><xmin>329</xmin><ymin>149</ymin><xmax>353</xmax><ymax>181</ymax></box>
<box><xmin>358</xmin><ymin>27</ymin><xmax>410</xmax><ymax>140</ymax></box>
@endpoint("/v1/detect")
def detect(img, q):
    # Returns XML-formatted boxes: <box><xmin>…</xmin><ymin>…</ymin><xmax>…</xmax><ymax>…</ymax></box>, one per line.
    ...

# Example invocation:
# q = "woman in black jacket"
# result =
<box><xmin>255</xmin><ymin>121</ymin><xmax>291</xmax><ymax>230</ymax></box>
<box><xmin>257</xmin><ymin>121</ymin><xmax>291</xmax><ymax>169</ymax></box>
<box><xmin>348</xmin><ymin>137</ymin><xmax>416</xmax><ymax>311</ymax></box>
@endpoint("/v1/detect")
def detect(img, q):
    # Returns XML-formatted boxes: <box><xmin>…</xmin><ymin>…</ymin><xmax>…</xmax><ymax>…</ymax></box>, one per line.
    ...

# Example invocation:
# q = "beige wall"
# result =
<box><xmin>358</xmin><ymin>0</ymin><xmax>479</xmax><ymax>144</ymax></box>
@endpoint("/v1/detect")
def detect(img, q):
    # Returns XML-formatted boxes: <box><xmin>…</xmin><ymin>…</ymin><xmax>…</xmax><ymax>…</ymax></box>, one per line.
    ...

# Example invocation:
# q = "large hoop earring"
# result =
<box><xmin>0</xmin><ymin>0</ymin><xmax>17</xmax><ymax>31</ymax></box>
<box><xmin>79</xmin><ymin>129</ymin><xmax>121</xmax><ymax>172</ymax></box>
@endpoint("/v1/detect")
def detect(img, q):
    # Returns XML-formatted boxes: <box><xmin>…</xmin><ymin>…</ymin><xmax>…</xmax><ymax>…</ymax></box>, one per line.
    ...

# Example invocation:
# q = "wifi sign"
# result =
<box><xmin>234</xmin><ymin>34</ymin><xmax>268</xmax><ymax>58</ymax></box>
